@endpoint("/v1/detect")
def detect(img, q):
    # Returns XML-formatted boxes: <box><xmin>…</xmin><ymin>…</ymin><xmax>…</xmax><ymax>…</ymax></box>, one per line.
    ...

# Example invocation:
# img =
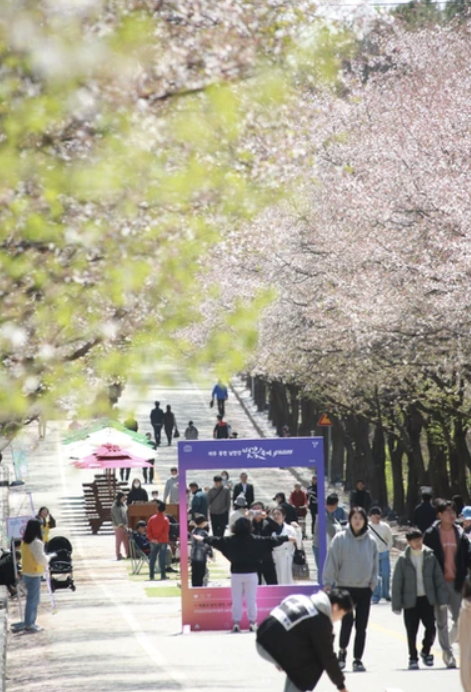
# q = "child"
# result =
<box><xmin>391</xmin><ymin>528</ymin><xmax>448</xmax><ymax>669</ymax></box>
<box><xmin>190</xmin><ymin>515</ymin><xmax>212</xmax><ymax>587</ymax></box>
<box><xmin>458</xmin><ymin>578</ymin><xmax>471</xmax><ymax>692</ymax></box>
<box><xmin>132</xmin><ymin>520</ymin><xmax>150</xmax><ymax>555</ymax></box>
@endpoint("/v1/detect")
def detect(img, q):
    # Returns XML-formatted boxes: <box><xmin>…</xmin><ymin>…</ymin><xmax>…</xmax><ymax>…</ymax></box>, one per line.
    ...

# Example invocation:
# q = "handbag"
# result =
<box><xmin>292</xmin><ymin>548</ymin><xmax>310</xmax><ymax>580</ymax></box>
<box><xmin>209</xmin><ymin>399</ymin><xmax>214</xmax><ymax>408</ymax></box>
<box><xmin>173</xmin><ymin>429</ymin><xmax>180</xmax><ymax>438</ymax></box>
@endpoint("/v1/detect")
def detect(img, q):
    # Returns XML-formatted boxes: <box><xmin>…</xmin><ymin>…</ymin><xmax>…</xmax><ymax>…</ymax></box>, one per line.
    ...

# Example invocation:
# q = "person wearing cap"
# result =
<box><xmin>460</xmin><ymin>506</ymin><xmax>471</xmax><ymax>535</ymax></box>
<box><xmin>232</xmin><ymin>472</ymin><xmax>254</xmax><ymax>506</ymax></box>
<box><xmin>207</xmin><ymin>475</ymin><xmax>231</xmax><ymax>537</ymax></box>
<box><xmin>369</xmin><ymin>507</ymin><xmax>393</xmax><ymax>604</ymax></box>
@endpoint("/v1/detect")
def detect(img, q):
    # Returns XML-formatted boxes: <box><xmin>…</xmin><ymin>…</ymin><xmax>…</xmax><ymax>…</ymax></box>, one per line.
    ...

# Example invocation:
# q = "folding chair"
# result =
<box><xmin>129</xmin><ymin>538</ymin><xmax>150</xmax><ymax>576</ymax></box>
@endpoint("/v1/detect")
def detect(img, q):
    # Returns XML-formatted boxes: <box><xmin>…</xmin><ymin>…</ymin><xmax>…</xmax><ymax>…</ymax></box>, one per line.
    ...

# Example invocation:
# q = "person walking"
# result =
<box><xmin>147</xmin><ymin>501</ymin><xmax>170</xmax><ymax>581</ymax></box>
<box><xmin>459</xmin><ymin>579</ymin><xmax>471</xmax><ymax>692</ymax></box>
<box><xmin>213</xmin><ymin>414</ymin><xmax>229</xmax><ymax>439</ymax></box>
<box><xmin>256</xmin><ymin>589</ymin><xmax>354</xmax><ymax>692</ymax></box>
<box><xmin>411</xmin><ymin>489</ymin><xmax>436</xmax><ymax>534</ymax></box>
<box><xmin>184</xmin><ymin>421</ymin><xmax>199</xmax><ymax>440</ymax></box>
<box><xmin>207</xmin><ymin>475</ymin><xmax>231</xmax><ymax>537</ymax></box>
<box><xmin>163</xmin><ymin>467</ymin><xmax>179</xmax><ymax>504</ymax></box>
<box><xmin>312</xmin><ymin>494</ymin><xmax>342</xmax><ymax>570</ymax></box>
<box><xmin>150</xmin><ymin>401</ymin><xmax>164</xmax><ymax>446</ymax></box>
<box><xmin>194</xmin><ymin>516</ymin><xmax>295</xmax><ymax>632</ymax></box>
<box><xmin>163</xmin><ymin>404</ymin><xmax>178</xmax><ymax>446</ymax></box>
<box><xmin>211</xmin><ymin>380</ymin><xmax>228</xmax><ymax>416</ymax></box>
<box><xmin>350</xmin><ymin>480</ymin><xmax>373</xmax><ymax>514</ymax></box>
<box><xmin>11</xmin><ymin>519</ymin><xmax>56</xmax><ymax>633</ymax></box>
<box><xmin>306</xmin><ymin>475</ymin><xmax>318</xmax><ymax>535</ymax></box>
<box><xmin>391</xmin><ymin>528</ymin><xmax>448</xmax><ymax>669</ymax></box>
<box><xmin>423</xmin><ymin>499</ymin><xmax>471</xmax><ymax>668</ymax></box>
<box><xmin>322</xmin><ymin>507</ymin><xmax>378</xmax><ymax>672</ymax></box>
<box><xmin>110</xmin><ymin>491</ymin><xmax>130</xmax><ymax>560</ymax></box>
<box><xmin>369</xmin><ymin>506</ymin><xmax>393</xmax><ymax>604</ymax></box>
<box><xmin>143</xmin><ymin>433</ymin><xmax>156</xmax><ymax>485</ymax></box>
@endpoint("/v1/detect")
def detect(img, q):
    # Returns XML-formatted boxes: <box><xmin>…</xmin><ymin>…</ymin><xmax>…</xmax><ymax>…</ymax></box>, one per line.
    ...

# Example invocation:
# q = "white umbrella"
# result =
<box><xmin>66</xmin><ymin>428</ymin><xmax>156</xmax><ymax>460</ymax></box>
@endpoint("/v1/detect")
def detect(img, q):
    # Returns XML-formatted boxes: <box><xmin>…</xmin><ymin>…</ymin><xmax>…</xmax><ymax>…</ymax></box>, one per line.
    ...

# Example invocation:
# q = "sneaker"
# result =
<box><xmin>408</xmin><ymin>659</ymin><xmax>419</xmax><ymax>670</ymax></box>
<box><xmin>25</xmin><ymin>625</ymin><xmax>43</xmax><ymax>633</ymax></box>
<box><xmin>420</xmin><ymin>651</ymin><xmax>434</xmax><ymax>667</ymax></box>
<box><xmin>352</xmin><ymin>660</ymin><xmax>366</xmax><ymax>672</ymax></box>
<box><xmin>10</xmin><ymin>622</ymin><xmax>25</xmax><ymax>633</ymax></box>
<box><xmin>443</xmin><ymin>651</ymin><xmax>457</xmax><ymax>669</ymax></box>
<box><xmin>232</xmin><ymin>623</ymin><xmax>241</xmax><ymax>633</ymax></box>
<box><xmin>449</xmin><ymin>623</ymin><xmax>458</xmax><ymax>644</ymax></box>
<box><xmin>249</xmin><ymin>622</ymin><xmax>257</xmax><ymax>632</ymax></box>
<box><xmin>337</xmin><ymin>650</ymin><xmax>347</xmax><ymax>670</ymax></box>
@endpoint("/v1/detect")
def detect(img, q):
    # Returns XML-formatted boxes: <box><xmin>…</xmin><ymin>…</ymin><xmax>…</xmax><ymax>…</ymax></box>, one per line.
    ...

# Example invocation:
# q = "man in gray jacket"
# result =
<box><xmin>163</xmin><ymin>467</ymin><xmax>179</xmax><ymax>504</ymax></box>
<box><xmin>391</xmin><ymin>528</ymin><xmax>448</xmax><ymax>669</ymax></box>
<box><xmin>207</xmin><ymin>475</ymin><xmax>231</xmax><ymax>537</ymax></box>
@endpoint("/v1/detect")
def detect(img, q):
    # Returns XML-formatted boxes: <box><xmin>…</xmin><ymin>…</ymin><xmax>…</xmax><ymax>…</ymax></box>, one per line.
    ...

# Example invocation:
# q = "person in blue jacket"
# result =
<box><xmin>211</xmin><ymin>381</ymin><xmax>228</xmax><ymax>416</ymax></box>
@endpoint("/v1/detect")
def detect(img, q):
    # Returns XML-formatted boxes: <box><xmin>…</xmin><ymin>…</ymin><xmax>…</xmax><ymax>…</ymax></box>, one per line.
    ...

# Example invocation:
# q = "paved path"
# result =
<box><xmin>5</xmin><ymin>366</ymin><xmax>463</xmax><ymax>692</ymax></box>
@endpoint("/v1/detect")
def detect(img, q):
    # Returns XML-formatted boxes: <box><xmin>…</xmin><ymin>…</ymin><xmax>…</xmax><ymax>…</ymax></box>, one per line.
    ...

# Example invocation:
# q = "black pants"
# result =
<box><xmin>310</xmin><ymin>510</ymin><xmax>317</xmax><ymax>534</ymax></box>
<box><xmin>217</xmin><ymin>399</ymin><xmax>225</xmax><ymax>416</ymax></box>
<box><xmin>143</xmin><ymin>460</ymin><xmax>154</xmax><ymax>484</ymax></box>
<box><xmin>257</xmin><ymin>559</ymin><xmax>278</xmax><ymax>586</ymax></box>
<box><xmin>119</xmin><ymin>468</ymin><xmax>130</xmax><ymax>481</ymax></box>
<box><xmin>403</xmin><ymin>597</ymin><xmax>436</xmax><ymax>660</ymax></box>
<box><xmin>152</xmin><ymin>424</ymin><xmax>163</xmax><ymax>446</ymax></box>
<box><xmin>211</xmin><ymin>512</ymin><xmax>228</xmax><ymax>538</ymax></box>
<box><xmin>339</xmin><ymin>586</ymin><xmax>372</xmax><ymax>660</ymax></box>
<box><xmin>164</xmin><ymin>426</ymin><xmax>173</xmax><ymax>445</ymax></box>
<box><xmin>191</xmin><ymin>561</ymin><xmax>206</xmax><ymax>587</ymax></box>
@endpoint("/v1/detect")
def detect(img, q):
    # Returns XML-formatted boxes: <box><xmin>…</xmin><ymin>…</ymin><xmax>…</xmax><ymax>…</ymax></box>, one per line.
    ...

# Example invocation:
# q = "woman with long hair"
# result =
<box><xmin>322</xmin><ymin>506</ymin><xmax>378</xmax><ymax>673</ymax></box>
<box><xmin>271</xmin><ymin>506</ymin><xmax>302</xmax><ymax>585</ymax></box>
<box><xmin>110</xmin><ymin>491</ymin><xmax>129</xmax><ymax>560</ymax></box>
<box><xmin>12</xmin><ymin>519</ymin><xmax>55</xmax><ymax>633</ymax></box>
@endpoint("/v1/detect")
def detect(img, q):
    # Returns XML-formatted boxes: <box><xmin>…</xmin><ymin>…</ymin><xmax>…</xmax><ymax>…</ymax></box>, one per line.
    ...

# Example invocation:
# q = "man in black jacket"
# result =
<box><xmin>251</xmin><ymin>502</ymin><xmax>278</xmax><ymax>585</ymax></box>
<box><xmin>232</xmin><ymin>472</ymin><xmax>254</xmax><ymax>507</ymax></box>
<box><xmin>411</xmin><ymin>490</ymin><xmax>436</xmax><ymax>533</ymax></box>
<box><xmin>150</xmin><ymin>401</ymin><xmax>164</xmax><ymax>446</ymax></box>
<box><xmin>350</xmin><ymin>480</ymin><xmax>372</xmax><ymax>513</ymax></box>
<box><xmin>423</xmin><ymin>499</ymin><xmax>471</xmax><ymax>668</ymax></box>
<box><xmin>256</xmin><ymin>589</ymin><xmax>353</xmax><ymax>692</ymax></box>
<box><xmin>307</xmin><ymin>476</ymin><xmax>318</xmax><ymax>534</ymax></box>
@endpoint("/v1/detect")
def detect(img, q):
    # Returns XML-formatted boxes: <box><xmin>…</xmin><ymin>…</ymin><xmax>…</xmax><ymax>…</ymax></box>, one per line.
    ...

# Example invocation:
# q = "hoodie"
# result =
<box><xmin>459</xmin><ymin>598</ymin><xmax>471</xmax><ymax>692</ymax></box>
<box><xmin>322</xmin><ymin>525</ymin><xmax>378</xmax><ymax>590</ymax></box>
<box><xmin>257</xmin><ymin>591</ymin><xmax>346</xmax><ymax>691</ymax></box>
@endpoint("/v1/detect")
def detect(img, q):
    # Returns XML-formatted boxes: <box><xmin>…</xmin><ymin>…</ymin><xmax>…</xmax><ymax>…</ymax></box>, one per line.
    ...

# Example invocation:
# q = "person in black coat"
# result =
<box><xmin>232</xmin><ymin>472</ymin><xmax>254</xmax><ymax>507</ymax></box>
<box><xmin>350</xmin><ymin>480</ymin><xmax>372</xmax><ymax>513</ymax></box>
<box><xmin>150</xmin><ymin>401</ymin><xmax>164</xmax><ymax>446</ymax></box>
<box><xmin>411</xmin><ymin>491</ymin><xmax>436</xmax><ymax>533</ymax></box>
<box><xmin>307</xmin><ymin>475</ymin><xmax>318</xmax><ymax>534</ymax></box>
<box><xmin>273</xmin><ymin>492</ymin><xmax>298</xmax><ymax>525</ymax></box>
<box><xmin>251</xmin><ymin>502</ymin><xmax>278</xmax><ymax>585</ymax></box>
<box><xmin>256</xmin><ymin>589</ymin><xmax>353</xmax><ymax>692</ymax></box>
<box><xmin>126</xmin><ymin>479</ymin><xmax>149</xmax><ymax>506</ymax></box>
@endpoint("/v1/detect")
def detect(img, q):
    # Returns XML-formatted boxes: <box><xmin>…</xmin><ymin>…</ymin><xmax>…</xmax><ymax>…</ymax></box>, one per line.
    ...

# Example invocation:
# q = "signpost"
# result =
<box><xmin>317</xmin><ymin>414</ymin><xmax>333</xmax><ymax>482</ymax></box>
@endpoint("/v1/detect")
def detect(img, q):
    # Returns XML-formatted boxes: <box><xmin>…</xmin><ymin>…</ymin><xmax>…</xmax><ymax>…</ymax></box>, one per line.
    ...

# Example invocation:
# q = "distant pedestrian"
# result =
<box><xmin>110</xmin><ymin>492</ymin><xmax>129</xmax><ymax>560</ymax></box>
<box><xmin>307</xmin><ymin>475</ymin><xmax>318</xmax><ymax>534</ymax></box>
<box><xmin>322</xmin><ymin>507</ymin><xmax>378</xmax><ymax>673</ymax></box>
<box><xmin>411</xmin><ymin>490</ymin><xmax>436</xmax><ymax>534</ymax></box>
<box><xmin>150</xmin><ymin>401</ymin><xmax>164</xmax><ymax>446</ymax></box>
<box><xmin>458</xmin><ymin>578</ymin><xmax>471</xmax><ymax>692</ymax></box>
<box><xmin>251</xmin><ymin>502</ymin><xmax>278</xmax><ymax>585</ymax></box>
<box><xmin>189</xmin><ymin>482</ymin><xmax>208</xmax><ymax>520</ymax></box>
<box><xmin>350</xmin><ymin>480</ymin><xmax>372</xmax><ymax>514</ymax></box>
<box><xmin>233</xmin><ymin>472</ymin><xmax>254</xmax><ymax>506</ymax></box>
<box><xmin>126</xmin><ymin>478</ymin><xmax>148</xmax><ymax>506</ymax></box>
<box><xmin>163</xmin><ymin>467</ymin><xmax>179</xmax><ymax>504</ymax></box>
<box><xmin>423</xmin><ymin>499</ymin><xmax>470</xmax><ymax>668</ymax></box>
<box><xmin>211</xmin><ymin>380</ymin><xmax>228</xmax><ymax>416</ymax></box>
<box><xmin>195</xmin><ymin>516</ymin><xmax>295</xmax><ymax>632</ymax></box>
<box><xmin>163</xmin><ymin>405</ymin><xmax>178</xmax><ymax>446</ymax></box>
<box><xmin>312</xmin><ymin>494</ymin><xmax>342</xmax><ymax>570</ymax></box>
<box><xmin>213</xmin><ymin>414</ymin><xmax>229</xmax><ymax>439</ymax></box>
<box><xmin>391</xmin><ymin>528</ymin><xmax>448</xmax><ymax>670</ymax></box>
<box><xmin>461</xmin><ymin>506</ymin><xmax>471</xmax><ymax>535</ymax></box>
<box><xmin>369</xmin><ymin>507</ymin><xmax>393</xmax><ymax>604</ymax></box>
<box><xmin>256</xmin><ymin>589</ymin><xmax>353</xmax><ymax>692</ymax></box>
<box><xmin>271</xmin><ymin>507</ymin><xmax>302</xmax><ymax>585</ymax></box>
<box><xmin>190</xmin><ymin>515</ymin><xmax>213</xmax><ymax>587</ymax></box>
<box><xmin>207</xmin><ymin>475</ymin><xmax>231</xmax><ymax>537</ymax></box>
<box><xmin>143</xmin><ymin>433</ymin><xmax>156</xmax><ymax>485</ymax></box>
<box><xmin>221</xmin><ymin>470</ymin><xmax>233</xmax><ymax>491</ymax></box>
<box><xmin>147</xmin><ymin>501</ymin><xmax>170</xmax><ymax>581</ymax></box>
<box><xmin>184</xmin><ymin>421</ymin><xmax>199</xmax><ymax>440</ymax></box>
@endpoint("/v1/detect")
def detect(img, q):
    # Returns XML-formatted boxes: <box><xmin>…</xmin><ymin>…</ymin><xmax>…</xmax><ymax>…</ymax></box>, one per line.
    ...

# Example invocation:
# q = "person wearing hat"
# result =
<box><xmin>460</xmin><ymin>506</ymin><xmax>471</xmax><ymax>535</ymax></box>
<box><xmin>230</xmin><ymin>494</ymin><xmax>250</xmax><ymax>526</ymax></box>
<box><xmin>369</xmin><ymin>507</ymin><xmax>393</xmax><ymax>604</ymax></box>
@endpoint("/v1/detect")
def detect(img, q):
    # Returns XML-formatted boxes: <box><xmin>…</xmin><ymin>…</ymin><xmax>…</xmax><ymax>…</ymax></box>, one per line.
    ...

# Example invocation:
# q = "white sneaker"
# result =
<box><xmin>249</xmin><ymin>622</ymin><xmax>257</xmax><ymax>632</ymax></box>
<box><xmin>449</xmin><ymin>623</ymin><xmax>458</xmax><ymax>644</ymax></box>
<box><xmin>443</xmin><ymin>651</ymin><xmax>457</xmax><ymax>669</ymax></box>
<box><xmin>25</xmin><ymin>624</ymin><xmax>43</xmax><ymax>633</ymax></box>
<box><xmin>232</xmin><ymin>623</ymin><xmax>240</xmax><ymax>633</ymax></box>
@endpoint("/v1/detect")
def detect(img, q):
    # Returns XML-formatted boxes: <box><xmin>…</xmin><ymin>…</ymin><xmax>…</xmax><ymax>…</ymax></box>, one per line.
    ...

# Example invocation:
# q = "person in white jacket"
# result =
<box><xmin>271</xmin><ymin>506</ymin><xmax>302</xmax><ymax>585</ymax></box>
<box><xmin>459</xmin><ymin>579</ymin><xmax>471</xmax><ymax>692</ymax></box>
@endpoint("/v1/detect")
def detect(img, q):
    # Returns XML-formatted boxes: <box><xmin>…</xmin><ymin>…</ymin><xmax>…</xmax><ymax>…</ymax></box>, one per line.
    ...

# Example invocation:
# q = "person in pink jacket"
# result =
<box><xmin>459</xmin><ymin>579</ymin><xmax>471</xmax><ymax>692</ymax></box>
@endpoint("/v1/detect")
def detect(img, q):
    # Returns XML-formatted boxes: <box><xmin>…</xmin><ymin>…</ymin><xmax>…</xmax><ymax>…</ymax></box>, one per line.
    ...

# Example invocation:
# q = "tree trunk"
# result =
<box><xmin>331</xmin><ymin>422</ymin><xmax>345</xmax><ymax>484</ymax></box>
<box><xmin>406</xmin><ymin>405</ymin><xmax>427</xmax><ymax>486</ymax></box>
<box><xmin>425</xmin><ymin>426</ymin><xmax>450</xmax><ymax>500</ymax></box>
<box><xmin>287</xmin><ymin>385</ymin><xmax>300</xmax><ymax>436</ymax></box>
<box><xmin>344</xmin><ymin>415</ymin><xmax>374</xmax><ymax>490</ymax></box>
<box><xmin>405</xmin><ymin>451</ymin><xmax>420</xmax><ymax>519</ymax></box>
<box><xmin>451</xmin><ymin>417</ymin><xmax>471</xmax><ymax>502</ymax></box>
<box><xmin>387</xmin><ymin>434</ymin><xmax>405</xmax><ymax>517</ymax></box>
<box><xmin>371</xmin><ymin>424</ymin><xmax>388</xmax><ymax>510</ymax></box>
<box><xmin>268</xmin><ymin>381</ymin><xmax>290</xmax><ymax>435</ymax></box>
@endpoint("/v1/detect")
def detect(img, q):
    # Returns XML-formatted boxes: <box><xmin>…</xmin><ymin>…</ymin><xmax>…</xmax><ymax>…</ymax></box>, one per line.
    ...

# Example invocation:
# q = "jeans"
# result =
<box><xmin>23</xmin><ymin>575</ymin><xmax>42</xmax><ymax>627</ymax></box>
<box><xmin>372</xmin><ymin>551</ymin><xmax>391</xmax><ymax>601</ymax></box>
<box><xmin>312</xmin><ymin>546</ymin><xmax>320</xmax><ymax>570</ymax></box>
<box><xmin>435</xmin><ymin>581</ymin><xmax>462</xmax><ymax>655</ymax></box>
<box><xmin>149</xmin><ymin>543</ymin><xmax>168</xmax><ymax>579</ymax></box>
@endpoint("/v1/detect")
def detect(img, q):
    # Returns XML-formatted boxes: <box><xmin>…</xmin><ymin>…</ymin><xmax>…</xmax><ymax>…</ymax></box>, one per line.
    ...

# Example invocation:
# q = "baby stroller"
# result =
<box><xmin>47</xmin><ymin>536</ymin><xmax>76</xmax><ymax>592</ymax></box>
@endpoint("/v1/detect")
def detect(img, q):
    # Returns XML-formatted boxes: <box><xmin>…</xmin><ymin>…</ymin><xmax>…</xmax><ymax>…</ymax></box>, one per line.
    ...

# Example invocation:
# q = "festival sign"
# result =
<box><xmin>178</xmin><ymin>437</ymin><xmax>325</xmax><ymax>632</ymax></box>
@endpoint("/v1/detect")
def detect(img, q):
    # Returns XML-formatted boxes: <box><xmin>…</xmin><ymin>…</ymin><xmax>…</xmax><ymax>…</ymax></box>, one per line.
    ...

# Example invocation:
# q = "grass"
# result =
<box><xmin>145</xmin><ymin>586</ymin><xmax>181</xmax><ymax>597</ymax></box>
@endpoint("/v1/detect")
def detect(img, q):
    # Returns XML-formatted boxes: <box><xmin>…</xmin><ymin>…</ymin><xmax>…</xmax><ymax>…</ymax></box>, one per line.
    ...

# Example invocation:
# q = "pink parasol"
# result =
<box><xmin>72</xmin><ymin>443</ymin><xmax>152</xmax><ymax>470</ymax></box>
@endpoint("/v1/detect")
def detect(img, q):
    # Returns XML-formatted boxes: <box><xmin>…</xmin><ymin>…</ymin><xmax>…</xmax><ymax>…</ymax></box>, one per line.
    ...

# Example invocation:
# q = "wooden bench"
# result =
<box><xmin>82</xmin><ymin>475</ymin><xmax>129</xmax><ymax>534</ymax></box>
